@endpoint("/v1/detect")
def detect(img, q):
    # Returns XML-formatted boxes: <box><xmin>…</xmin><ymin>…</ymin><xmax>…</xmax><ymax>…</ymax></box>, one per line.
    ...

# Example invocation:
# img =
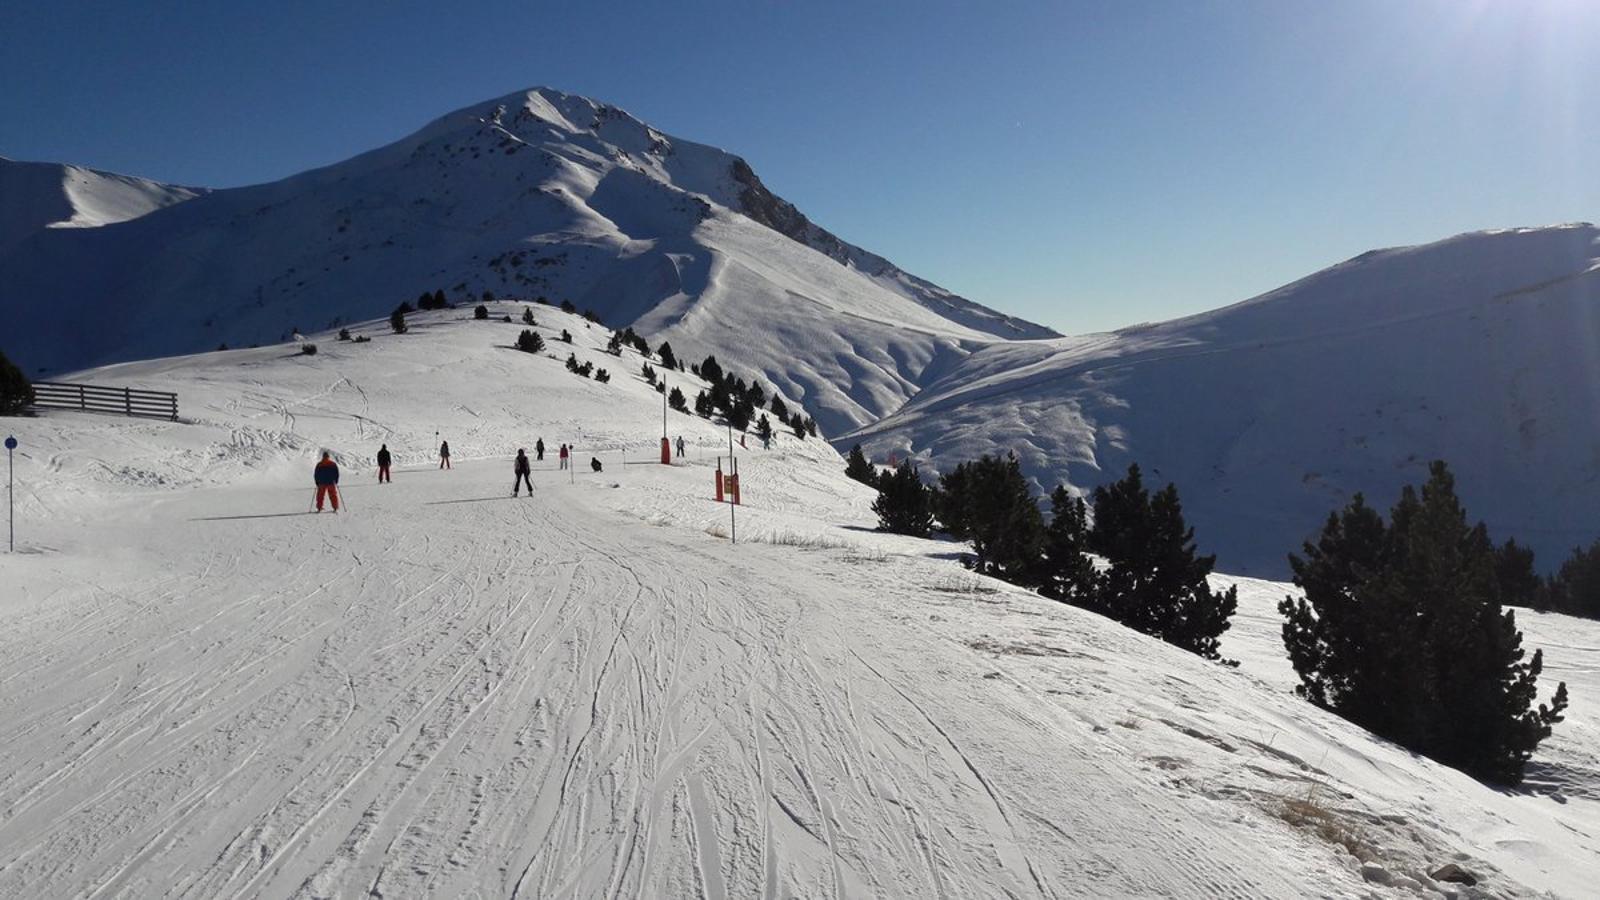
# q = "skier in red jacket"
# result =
<box><xmin>314</xmin><ymin>452</ymin><xmax>341</xmax><ymax>512</ymax></box>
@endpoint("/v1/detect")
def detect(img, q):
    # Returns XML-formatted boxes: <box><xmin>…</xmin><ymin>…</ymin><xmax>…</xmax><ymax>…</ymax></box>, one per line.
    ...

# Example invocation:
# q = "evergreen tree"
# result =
<box><xmin>789</xmin><ymin>413</ymin><xmax>806</xmax><ymax>438</ymax></box>
<box><xmin>594</xmin><ymin>369</ymin><xmax>611</xmax><ymax>383</ymax></box>
<box><xmin>1280</xmin><ymin>461</ymin><xmax>1568</xmax><ymax>785</ymax></box>
<box><xmin>641</xmin><ymin>362</ymin><xmax>657</xmax><ymax>385</ymax></box>
<box><xmin>962</xmin><ymin>455</ymin><xmax>1046</xmax><ymax>585</ymax></box>
<box><xmin>522</xmin><ymin>306</ymin><xmax>537</xmax><ymax>326</ymax></box>
<box><xmin>560</xmin><ymin>299</ymin><xmax>576</xmax><ymax>313</ymax></box>
<box><xmin>416</xmin><ymin>291</ymin><xmax>432</xmax><ymax>309</ymax></box>
<box><xmin>565</xmin><ymin>353</ymin><xmax>580</xmax><ymax>373</ymax></box>
<box><xmin>1548</xmin><ymin>539</ymin><xmax>1600</xmax><ymax>619</ymax></box>
<box><xmin>873</xmin><ymin>461</ymin><xmax>934</xmax><ymax>537</ymax></box>
<box><xmin>669</xmin><ymin>386</ymin><xmax>688</xmax><ymax>413</ymax></box>
<box><xmin>474</xmin><ymin>305</ymin><xmax>489</xmax><ymax>320</ymax></box>
<box><xmin>700</xmin><ymin>355</ymin><xmax>723</xmax><ymax>386</ymax></box>
<box><xmin>804</xmin><ymin>416</ymin><xmax>818</xmax><ymax>437</ymax></box>
<box><xmin>1086</xmin><ymin>464</ymin><xmax>1237</xmax><ymax>661</ymax></box>
<box><xmin>1495</xmin><ymin>537</ymin><xmax>1543</xmax><ymax>610</ymax></box>
<box><xmin>433</xmin><ymin>289</ymin><xmax>447</xmax><ymax>308</ymax></box>
<box><xmin>694</xmin><ymin>390</ymin><xmax>713</xmax><ymax>417</ymax></box>
<box><xmin>658</xmin><ymin>342</ymin><xmax>678</xmax><ymax>370</ymax></box>
<box><xmin>516</xmin><ymin>329</ymin><xmax>544</xmax><ymax>353</ymax></box>
<box><xmin>606</xmin><ymin>332</ymin><xmax>623</xmax><ymax>355</ymax></box>
<box><xmin>769</xmin><ymin>395</ymin><xmax>789</xmax><ymax>419</ymax></box>
<box><xmin>337</xmin><ymin>328</ymin><xmax>351</xmax><ymax>341</ymax></box>
<box><xmin>1040</xmin><ymin>486</ymin><xmax>1095</xmax><ymax>604</ymax></box>
<box><xmin>845</xmin><ymin>444</ymin><xmax>878</xmax><ymax>487</ymax></box>
<box><xmin>0</xmin><ymin>348</ymin><xmax>34</xmax><ymax>416</ymax></box>
<box><xmin>390</xmin><ymin>307</ymin><xmax>408</xmax><ymax>334</ymax></box>
<box><xmin>934</xmin><ymin>463</ymin><xmax>973</xmax><ymax>538</ymax></box>
<box><xmin>560</xmin><ymin>329</ymin><xmax>572</xmax><ymax>343</ymax></box>
<box><xmin>727</xmin><ymin>395</ymin><xmax>755</xmax><ymax>431</ymax></box>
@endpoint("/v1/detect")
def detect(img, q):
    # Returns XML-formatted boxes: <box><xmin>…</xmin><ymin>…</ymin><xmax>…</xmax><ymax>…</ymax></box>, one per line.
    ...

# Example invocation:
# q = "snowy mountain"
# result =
<box><xmin>0</xmin><ymin>156</ymin><xmax>204</xmax><ymax>255</ymax></box>
<box><xmin>846</xmin><ymin>224</ymin><xmax>1600</xmax><ymax>575</ymax></box>
<box><xmin>2</xmin><ymin>304</ymin><xmax>1594</xmax><ymax>896</ymax></box>
<box><xmin>0</xmin><ymin>88</ymin><xmax>1053</xmax><ymax>434</ymax></box>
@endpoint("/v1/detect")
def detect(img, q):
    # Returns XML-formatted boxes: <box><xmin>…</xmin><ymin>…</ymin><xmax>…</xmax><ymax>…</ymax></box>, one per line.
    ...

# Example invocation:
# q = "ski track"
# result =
<box><xmin>0</xmin><ymin>458</ymin><xmax>1569</xmax><ymax>898</ymax></box>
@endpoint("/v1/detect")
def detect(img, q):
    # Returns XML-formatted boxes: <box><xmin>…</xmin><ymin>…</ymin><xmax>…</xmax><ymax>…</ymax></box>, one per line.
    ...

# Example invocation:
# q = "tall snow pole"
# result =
<box><xmin>5</xmin><ymin>436</ymin><xmax>16</xmax><ymax>553</ymax></box>
<box><xmin>660</xmin><ymin>373</ymin><xmax>671</xmax><ymax>465</ymax></box>
<box><xmin>727</xmin><ymin>422</ymin><xmax>736</xmax><ymax>544</ymax></box>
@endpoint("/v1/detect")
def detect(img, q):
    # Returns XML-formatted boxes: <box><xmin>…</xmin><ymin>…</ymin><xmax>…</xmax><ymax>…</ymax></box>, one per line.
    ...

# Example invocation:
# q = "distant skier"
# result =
<box><xmin>513</xmin><ymin>449</ymin><xmax>533</xmax><ymax>496</ymax></box>
<box><xmin>675</xmin><ymin>435</ymin><xmax>685</xmax><ymax>458</ymax></box>
<box><xmin>739</xmin><ymin>435</ymin><xmax>747</xmax><ymax>449</ymax></box>
<box><xmin>439</xmin><ymin>440</ymin><xmax>451</xmax><ymax>470</ymax></box>
<box><xmin>590</xmin><ymin>456</ymin><xmax>603</xmax><ymax>473</ymax></box>
<box><xmin>376</xmin><ymin>444</ymin><xmax>392</xmax><ymax>483</ymax></box>
<box><xmin>761</xmin><ymin>431</ymin><xmax>771</xmax><ymax>450</ymax></box>
<box><xmin>559</xmin><ymin>443</ymin><xmax>569</xmax><ymax>470</ymax></box>
<box><xmin>314</xmin><ymin>451</ymin><xmax>341</xmax><ymax>513</ymax></box>
<box><xmin>535</xmin><ymin>438</ymin><xmax>545</xmax><ymax>461</ymax></box>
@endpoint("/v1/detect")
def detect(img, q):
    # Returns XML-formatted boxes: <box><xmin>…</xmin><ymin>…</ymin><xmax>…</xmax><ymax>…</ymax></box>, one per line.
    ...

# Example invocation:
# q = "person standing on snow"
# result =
<box><xmin>376</xmin><ymin>444</ymin><xmax>392</xmax><ymax>483</ymax></box>
<box><xmin>675</xmin><ymin>435</ymin><xmax>685</xmax><ymax>458</ymax></box>
<box><xmin>314</xmin><ymin>451</ymin><xmax>341</xmax><ymax>512</ymax></box>
<box><xmin>514</xmin><ymin>449</ymin><xmax>533</xmax><ymax>496</ymax></box>
<box><xmin>558</xmin><ymin>443</ymin><xmax>569</xmax><ymax>470</ymax></box>
<box><xmin>535</xmin><ymin>438</ymin><xmax>545</xmax><ymax>462</ymax></box>
<box><xmin>439</xmin><ymin>440</ymin><xmax>452</xmax><ymax>470</ymax></box>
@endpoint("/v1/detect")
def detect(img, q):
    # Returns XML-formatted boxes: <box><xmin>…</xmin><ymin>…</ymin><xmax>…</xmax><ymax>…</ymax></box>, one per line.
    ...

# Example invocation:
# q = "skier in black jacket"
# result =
<box><xmin>514</xmin><ymin>449</ymin><xmax>533</xmax><ymax>496</ymax></box>
<box><xmin>377</xmin><ymin>444</ymin><xmax>392</xmax><ymax>483</ymax></box>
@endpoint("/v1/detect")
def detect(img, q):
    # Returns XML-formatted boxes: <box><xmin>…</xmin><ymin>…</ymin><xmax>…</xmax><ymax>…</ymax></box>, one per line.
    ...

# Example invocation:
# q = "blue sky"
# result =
<box><xmin>5</xmin><ymin>0</ymin><xmax>1599</xmax><ymax>333</ymax></box>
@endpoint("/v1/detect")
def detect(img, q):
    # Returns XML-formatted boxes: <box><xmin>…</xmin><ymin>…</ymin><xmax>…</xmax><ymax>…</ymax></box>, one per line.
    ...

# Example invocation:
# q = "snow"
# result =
<box><xmin>2</xmin><ymin>305</ymin><xmax>1595</xmax><ymax>897</ymax></box>
<box><xmin>845</xmin><ymin>224</ymin><xmax>1600</xmax><ymax>576</ymax></box>
<box><xmin>0</xmin><ymin>157</ymin><xmax>204</xmax><ymax>255</ymax></box>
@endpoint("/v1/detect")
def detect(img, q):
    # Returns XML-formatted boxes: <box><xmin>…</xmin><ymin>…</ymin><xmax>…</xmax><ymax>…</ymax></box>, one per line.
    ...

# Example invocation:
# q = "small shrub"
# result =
<box><xmin>522</xmin><ymin>307</ymin><xmax>537</xmax><ymax>326</ymax></box>
<box><xmin>300</xmin><ymin>343</ymin><xmax>318</xmax><ymax>356</ymax></box>
<box><xmin>595</xmin><ymin>368</ymin><xmax>611</xmax><ymax>383</ymax></box>
<box><xmin>560</xmin><ymin>329</ymin><xmax>572</xmax><ymax>343</ymax></box>
<box><xmin>353</xmin><ymin>335</ymin><xmax>371</xmax><ymax>344</ymax></box>
<box><xmin>390</xmin><ymin>308</ymin><xmax>408</xmax><ymax>334</ymax></box>
<box><xmin>474</xmin><ymin>305</ymin><xmax>489</xmax><ymax>320</ymax></box>
<box><xmin>560</xmin><ymin>299</ymin><xmax>576</xmax><ymax>313</ymax></box>
<box><xmin>337</xmin><ymin>328</ymin><xmax>351</xmax><ymax>341</ymax></box>
<box><xmin>0</xmin><ymin>349</ymin><xmax>34</xmax><ymax>416</ymax></box>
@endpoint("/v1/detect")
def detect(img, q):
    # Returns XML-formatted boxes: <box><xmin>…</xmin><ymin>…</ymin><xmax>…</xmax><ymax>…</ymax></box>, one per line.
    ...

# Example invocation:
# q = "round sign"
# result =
<box><xmin>3</xmin><ymin>436</ymin><xmax>15</xmax><ymax>450</ymax></box>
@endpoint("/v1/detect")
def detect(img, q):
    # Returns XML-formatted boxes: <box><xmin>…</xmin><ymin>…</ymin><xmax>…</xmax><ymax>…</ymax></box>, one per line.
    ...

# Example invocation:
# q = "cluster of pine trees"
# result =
<box><xmin>1281</xmin><ymin>461</ymin><xmax>1568</xmax><ymax>785</ymax></box>
<box><xmin>689</xmin><ymin>355</ymin><xmax>815</xmax><ymax>438</ymax></box>
<box><xmin>858</xmin><ymin>447</ymin><xmax>1236</xmax><ymax>662</ymax></box>
<box><xmin>1543</xmin><ymin>541</ymin><xmax>1600</xmax><ymax>619</ymax></box>
<box><xmin>414</xmin><ymin>289</ymin><xmax>451</xmax><ymax>310</ymax></box>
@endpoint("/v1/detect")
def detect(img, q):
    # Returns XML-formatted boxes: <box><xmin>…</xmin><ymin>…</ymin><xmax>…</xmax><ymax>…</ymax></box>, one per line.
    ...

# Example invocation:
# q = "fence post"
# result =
<box><xmin>79</xmin><ymin>385</ymin><xmax>85</xmax><ymax>411</ymax></box>
<box><xmin>125</xmin><ymin>387</ymin><xmax>132</xmax><ymax>416</ymax></box>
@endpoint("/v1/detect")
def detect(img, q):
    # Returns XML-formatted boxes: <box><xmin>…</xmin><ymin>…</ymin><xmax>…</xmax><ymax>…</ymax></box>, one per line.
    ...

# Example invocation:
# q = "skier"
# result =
<box><xmin>314</xmin><ymin>451</ymin><xmax>341</xmax><ymax>512</ymax></box>
<box><xmin>590</xmin><ymin>456</ymin><xmax>603</xmax><ymax>473</ymax></box>
<box><xmin>376</xmin><ymin>443</ymin><xmax>392</xmax><ymax>483</ymax></box>
<box><xmin>535</xmin><ymin>438</ymin><xmax>545</xmax><ymax>462</ymax></box>
<box><xmin>513</xmin><ymin>448</ymin><xmax>533</xmax><ymax>496</ymax></box>
<box><xmin>762</xmin><ymin>430</ymin><xmax>771</xmax><ymax>450</ymax></box>
<box><xmin>439</xmin><ymin>440</ymin><xmax>452</xmax><ymax>470</ymax></box>
<box><xmin>558</xmin><ymin>443</ymin><xmax>569</xmax><ymax>470</ymax></box>
<box><xmin>675</xmin><ymin>435</ymin><xmax>685</xmax><ymax>458</ymax></box>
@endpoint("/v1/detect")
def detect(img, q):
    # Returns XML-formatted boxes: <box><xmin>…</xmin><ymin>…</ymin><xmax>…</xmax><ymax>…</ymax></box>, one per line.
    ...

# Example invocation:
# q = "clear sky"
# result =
<box><xmin>5</xmin><ymin>0</ymin><xmax>1599</xmax><ymax>333</ymax></box>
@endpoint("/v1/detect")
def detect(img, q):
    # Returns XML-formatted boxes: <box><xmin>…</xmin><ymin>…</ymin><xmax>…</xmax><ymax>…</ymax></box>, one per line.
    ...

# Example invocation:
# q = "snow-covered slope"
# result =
<box><xmin>0</xmin><ymin>156</ymin><xmax>204</xmax><ymax>256</ymax></box>
<box><xmin>0</xmin><ymin>88</ymin><xmax>1052</xmax><ymax>434</ymax></box>
<box><xmin>0</xmin><ymin>306</ymin><xmax>1593</xmax><ymax>896</ymax></box>
<box><xmin>847</xmin><ymin>224</ymin><xmax>1600</xmax><ymax>575</ymax></box>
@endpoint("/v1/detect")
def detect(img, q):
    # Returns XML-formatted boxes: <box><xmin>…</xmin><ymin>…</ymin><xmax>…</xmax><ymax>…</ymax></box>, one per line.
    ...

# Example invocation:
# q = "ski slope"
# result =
<box><xmin>0</xmin><ymin>306</ymin><xmax>1595</xmax><ymax>897</ymax></box>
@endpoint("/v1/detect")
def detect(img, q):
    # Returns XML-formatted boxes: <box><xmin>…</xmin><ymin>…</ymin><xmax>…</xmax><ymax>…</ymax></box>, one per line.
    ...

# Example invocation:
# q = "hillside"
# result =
<box><xmin>0</xmin><ymin>88</ymin><xmax>1053</xmax><ymax>436</ymax></box>
<box><xmin>845</xmin><ymin>224</ymin><xmax>1600</xmax><ymax>575</ymax></box>
<box><xmin>0</xmin><ymin>156</ymin><xmax>204</xmax><ymax>256</ymax></box>
<box><xmin>0</xmin><ymin>307</ymin><xmax>1593</xmax><ymax>896</ymax></box>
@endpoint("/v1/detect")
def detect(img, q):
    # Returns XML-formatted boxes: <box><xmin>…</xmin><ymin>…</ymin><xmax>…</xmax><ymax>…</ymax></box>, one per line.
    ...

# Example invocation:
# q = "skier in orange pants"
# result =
<box><xmin>314</xmin><ymin>452</ymin><xmax>341</xmax><ymax>512</ymax></box>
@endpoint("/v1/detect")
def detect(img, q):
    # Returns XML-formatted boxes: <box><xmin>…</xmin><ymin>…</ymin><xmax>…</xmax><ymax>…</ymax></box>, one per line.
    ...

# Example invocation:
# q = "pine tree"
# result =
<box><xmin>700</xmin><ymin>355</ymin><xmax>723</xmax><ymax>386</ymax></box>
<box><xmin>669</xmin><ymin>386</ymin><xmax>688</xmax><ymax>413</ymax></box>
<box><xmin>1040</xmin><ymin>486</ymin><xmax>1095</xmax><ymax>604</ymax></box>
<box><xmin>474</xmin><ymin>305</ymin><xmax>489</xmax><ymax>320</ymax></box>
<box><xmin>1280</xmin><ymin>461</ymin><xmax>1569</xmax><ymax>785</ymax></box>
<box><xmin>337</xmin><ymin>328</ymin><xmax>351</xmax><ymax>341</ymax></box>
<box><xmin>1495</xmin><ymin>537</ymin><xmax>1543</xmax><ymax>610</ymax></box>
<box><xmin>560</xmin><ymin>329</ymin><xmax>572</xmax><ymax>343</ymax></box>
<box><xmin>873</xmin><ymin>461</ymin><xmax>934</xmax><ymax>537</ymax></box>
<box><xmin>694</xmin><ymin>390</ymin><xmax>713</xmax><ymax>417</ymax></box>
<box><xmin>522</xmin><ymin>306</ymin><xmax>537</xmax><ymax>326</ymax></box>
<box><xmin>769</xmin><ymin>395</ymin><xmax>789</xmax><ymax>419</ymax></box>
<box><xmin>641</xmin><ymin>362</ymin><xmax>657</xmax><ymax>385</ymax></box>
<box><xmin>658</xmin><ymin>341</ymin><xmax>678</xmax><ymax>370</ymax></box>
<box><xmin>1548</xmin><ymin>539</ymin><xmax>1600</xmax><ymax>619</ymax></box>
<box><xmin>565</xmin><ymin>353</ymin><xmax>580</xmax><ymax>373</ymax></box>
<box><xmin>845</xmin><ymin>444</ymin><xmax>878</xmax><ymax>487</ymax></box>
<box><xmin>747</xmin><ymin>382</ymin><xmax>766</xmax><ymax>409</ymax></box>
<box><xmin>390</xmin><ymin>308</ymin><xmax>408</xmax><ymax>334</ymax></box>
<box><xmin>606</xmin><ymin>332</ymin><xmax>623</xmax><ymax>355</ymax></box>
<box><xmin>560</xmin><ymin>299</ymin><xmax>576</xmax><ymax>313</ymax></box>
<box><xmin>516</xmin><ymin>329</ymin><xmax>544</xmax><ymax>353</ymax></box>
<box><xmin>0</xmin><ymin>348</ymin><xmax>34</xmax><ymax>416</ymax></box>
<box><xmin>433</xmin><ymin>289</ymin><xmax>447</xmax><ymax>308</ymax></box>
<box><xmin>1087</xmin><ymin>464</ymin><xmax>1237</xmax><ymax>661</ymax></box>
<box><xmin>789</xmin><ymin>413</ymin><xmax>806</xmax><ymax>438</ymax></box>
<box><xmin>947</xmin><ymin>454</ymin><xmax>1045</xmax><ymax>585</ymax></box>
<box><xmin>935</xmin><ymin>463</ymin><xmax>973</xmax><ymax>538</ymax></box>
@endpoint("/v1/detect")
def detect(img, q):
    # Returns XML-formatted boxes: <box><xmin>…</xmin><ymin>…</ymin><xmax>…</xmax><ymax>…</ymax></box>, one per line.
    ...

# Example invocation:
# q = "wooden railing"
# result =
<box><xmin>30</xmin><ymin>382</ymin><xmax>179</xmax><ymax>421</ymax></box>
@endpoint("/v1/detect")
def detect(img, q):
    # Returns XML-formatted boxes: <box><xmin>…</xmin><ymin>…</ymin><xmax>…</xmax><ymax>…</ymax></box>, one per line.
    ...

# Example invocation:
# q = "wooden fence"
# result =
<box><xmin>30</xmin><ymin>382</ymin><xmax>179</xmax><ymax>421</ymax></box>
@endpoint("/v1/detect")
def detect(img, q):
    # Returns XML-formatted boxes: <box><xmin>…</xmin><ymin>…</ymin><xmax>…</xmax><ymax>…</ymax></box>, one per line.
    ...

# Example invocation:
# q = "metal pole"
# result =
<box><xmin>727</xmin><ymin>423</ymin><xmax>736</xmax><ymax>544</ymax></box>
<box><xmin>5</xmin><ymin>436</ymin><xmax>16</xmax><ymax>553</ymax></box>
